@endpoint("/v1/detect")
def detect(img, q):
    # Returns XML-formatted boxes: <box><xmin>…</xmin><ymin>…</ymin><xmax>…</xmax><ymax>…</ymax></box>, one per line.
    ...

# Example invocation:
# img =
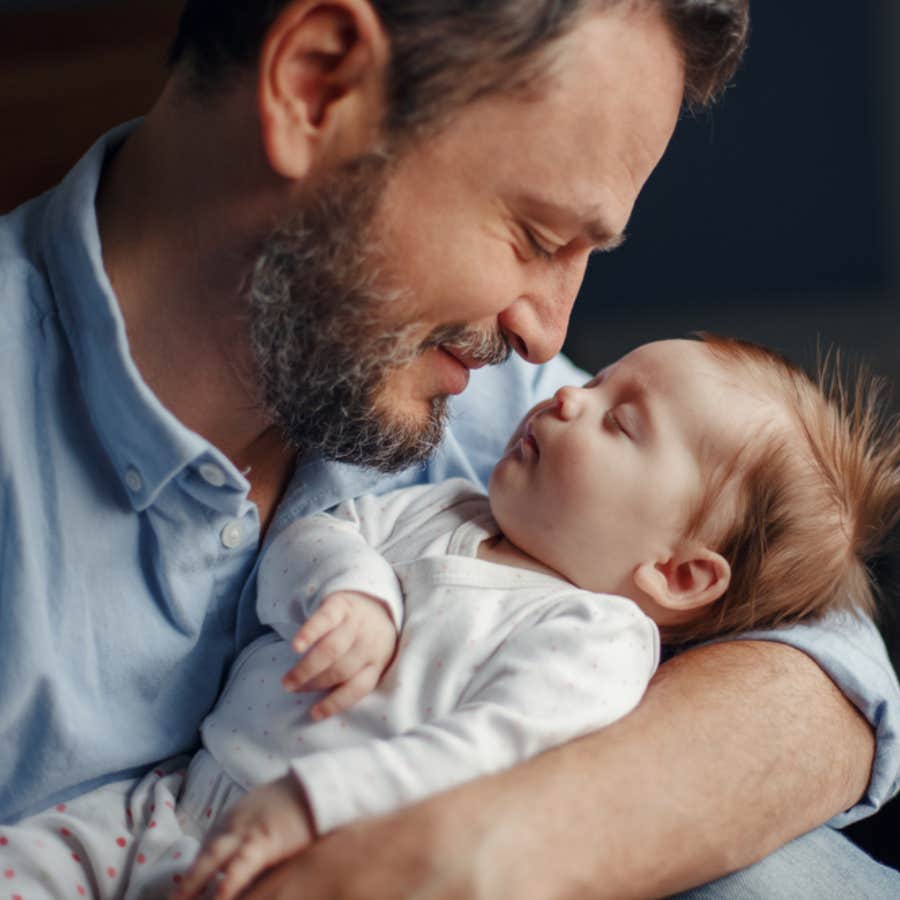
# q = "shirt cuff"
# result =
<box><xmin>715</xmin><ymin>611</ymin><xmax>900</xmax><ymax>827</ymax></box>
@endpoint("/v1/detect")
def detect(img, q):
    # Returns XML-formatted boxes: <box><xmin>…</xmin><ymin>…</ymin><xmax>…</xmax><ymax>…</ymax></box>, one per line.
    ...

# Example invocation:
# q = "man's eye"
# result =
<box><xmin>523</xmin><ymin>227</ymin><xmax>555</xmax><ymax>260</ymax></box>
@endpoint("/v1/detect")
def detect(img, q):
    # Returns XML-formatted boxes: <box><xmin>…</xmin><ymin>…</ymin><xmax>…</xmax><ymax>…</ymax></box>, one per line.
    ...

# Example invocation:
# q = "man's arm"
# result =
<box><xmin>242</xmin><ymin>640</ymin><xmax>873</xmax><ymax>899</ymax></box>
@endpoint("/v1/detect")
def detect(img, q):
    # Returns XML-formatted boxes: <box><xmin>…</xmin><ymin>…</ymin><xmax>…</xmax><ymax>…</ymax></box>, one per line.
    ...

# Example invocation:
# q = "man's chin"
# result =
<box><xmin>362</xmin><ymin>397</ymin><xmax>449</xmax><ymax>471</ymax></box>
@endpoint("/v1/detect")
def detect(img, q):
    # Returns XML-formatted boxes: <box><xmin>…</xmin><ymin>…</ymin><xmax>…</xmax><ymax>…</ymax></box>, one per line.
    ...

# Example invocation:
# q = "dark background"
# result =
<box><xmin>2</xmin><ymin>0</ymin><xmax>898</xmax><ymax>874</ymax></box>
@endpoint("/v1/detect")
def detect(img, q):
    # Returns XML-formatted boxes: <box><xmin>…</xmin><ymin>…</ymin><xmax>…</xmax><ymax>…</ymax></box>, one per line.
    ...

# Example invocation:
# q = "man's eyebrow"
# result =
<box><xmin>587</xmin><ymin>226</ymin><xmax>626</xmax><ymax>254</ymax></box>
<box><xmin>515</xmin><ymin>195</ymin><xmax>626</xmax><ymax>252</ymax></box>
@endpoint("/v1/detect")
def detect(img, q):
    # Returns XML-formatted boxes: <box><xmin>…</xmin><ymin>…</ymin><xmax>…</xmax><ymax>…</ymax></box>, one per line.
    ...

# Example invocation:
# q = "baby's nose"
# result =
<box><xmin>553</xmin><ymin>386</ymin><xmax>581</xmax><ymax>421</ymax></box>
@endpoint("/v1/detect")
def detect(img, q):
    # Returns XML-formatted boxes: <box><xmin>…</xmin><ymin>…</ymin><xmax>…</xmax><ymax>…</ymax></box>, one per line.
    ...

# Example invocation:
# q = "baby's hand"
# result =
<box><xmin>282</xmin><ymin>591</ymin><xmax>398</xmax><ymax>719</ymax></box>
<box><xmin>172</xmin><ymin>774</ymin><xmax>313</xmax><ymax>900</ymax></box>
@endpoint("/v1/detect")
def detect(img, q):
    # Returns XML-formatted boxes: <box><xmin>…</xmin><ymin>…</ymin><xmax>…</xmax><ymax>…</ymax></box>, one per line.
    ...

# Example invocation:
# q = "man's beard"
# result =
<box><xmin>247</xmin><ymin>152</ymin><xmax>510</xmax><ymax>473</ymax></box>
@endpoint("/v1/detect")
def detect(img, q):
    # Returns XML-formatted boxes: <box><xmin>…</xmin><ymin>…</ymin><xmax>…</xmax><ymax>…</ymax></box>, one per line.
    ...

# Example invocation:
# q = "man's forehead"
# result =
<box><xmin>435</xmin><ymin>4</ymin><xmax>684</xmax><ymax>214</ymax></box>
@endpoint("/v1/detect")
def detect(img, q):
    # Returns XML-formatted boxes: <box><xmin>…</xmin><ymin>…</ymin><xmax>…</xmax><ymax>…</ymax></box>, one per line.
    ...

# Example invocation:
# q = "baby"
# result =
<box><xmin>161</xmin><ymin>334</ymin><xmax>899</xmax><ymax>900</ymax></box>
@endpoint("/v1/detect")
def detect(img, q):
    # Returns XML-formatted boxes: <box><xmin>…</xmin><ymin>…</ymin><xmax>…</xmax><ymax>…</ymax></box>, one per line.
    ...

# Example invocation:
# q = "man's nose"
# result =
<box><xmin>497</xmin><ymin>254</ymin><xmax>589</xmax><ymax>364</ymax></box>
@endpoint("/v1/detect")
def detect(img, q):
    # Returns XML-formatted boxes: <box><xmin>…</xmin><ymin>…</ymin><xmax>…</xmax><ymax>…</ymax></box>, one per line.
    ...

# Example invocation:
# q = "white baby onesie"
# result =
<box><xmin>195</xmin><ymin>478</ymin><xmax>660</xmax><ymax>835</ymax></box>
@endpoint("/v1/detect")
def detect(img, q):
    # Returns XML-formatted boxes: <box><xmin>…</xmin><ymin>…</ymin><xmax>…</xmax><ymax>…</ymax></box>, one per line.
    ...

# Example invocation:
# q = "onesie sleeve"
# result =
<box><xmin>716</xmin><ymin>611</ymin><xmax>900</xmax><ymax>827</ymax></box>
<box><xmin>289</xmin><ymin>592</ymin><xmax>659</xmax><ymax>835</ymax></box>
<box><xmin>257</xmin><ymin>480</ymin><xmax>478</xmax><ymax>641</ymax></box>
<box><xmin>257</xmin><ymin>498</ymin><xmax>405</xmax><ymax>641</ymax></box>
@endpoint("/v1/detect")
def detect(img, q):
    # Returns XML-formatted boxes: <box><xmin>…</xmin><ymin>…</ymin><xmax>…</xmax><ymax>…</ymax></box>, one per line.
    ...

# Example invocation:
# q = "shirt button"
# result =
<box><xmin>199</xmin><ymin>463</ymin><xmax>227</xmax><ymax>488</ymax></box>
<box><xmin>220</xmin><ymin>520</ymin><xmax>243</xmax><ymax>550</ymax></box>
<box><xmin>125</xmin><ymin>468</ymin><xmax>143</xmax><ymax>493</ymax></box>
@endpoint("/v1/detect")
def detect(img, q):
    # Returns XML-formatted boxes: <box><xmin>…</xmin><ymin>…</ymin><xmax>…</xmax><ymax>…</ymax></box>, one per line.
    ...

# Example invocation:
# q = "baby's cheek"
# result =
<box><xmin>554</xmin><ymin>434</ymin><xmax>597</xmax><ymax>480</ymax></box>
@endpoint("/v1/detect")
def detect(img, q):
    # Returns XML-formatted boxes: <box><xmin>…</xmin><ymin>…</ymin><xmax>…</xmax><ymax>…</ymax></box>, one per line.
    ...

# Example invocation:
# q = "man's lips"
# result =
<box><xmin>440</xmin><ymin>345</ymin><xmax>490</xmax><ymax>371</ymax></box>
<box><xmin>435</xmin><ymin>347</ymin><xmax>472</xmax><ymax>395</ymax></box>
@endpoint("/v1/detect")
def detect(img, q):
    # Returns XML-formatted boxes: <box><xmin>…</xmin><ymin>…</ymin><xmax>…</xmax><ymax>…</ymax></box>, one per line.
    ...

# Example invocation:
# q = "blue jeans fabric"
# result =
<box><xmin>673</xmin><ymin>826</ymin><xmax>900</xmax><ymax>899</ymax></box>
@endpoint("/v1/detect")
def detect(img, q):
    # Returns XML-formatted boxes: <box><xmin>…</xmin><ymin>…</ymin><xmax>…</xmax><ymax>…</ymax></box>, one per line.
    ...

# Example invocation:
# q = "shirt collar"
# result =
<box><xmin>42</xmin><ymin>121</ymin><xmax>228</xmax><ymax>511</ymax></box>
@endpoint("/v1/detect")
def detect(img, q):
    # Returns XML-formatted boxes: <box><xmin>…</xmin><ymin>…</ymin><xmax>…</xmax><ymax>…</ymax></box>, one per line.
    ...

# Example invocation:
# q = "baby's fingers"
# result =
<box><xmin>310</xmin><ymin>664</ymin><xmax>380</xmax><ymax>720</ymax></box>
<box><xmin>207</xmin><ymin>840</ymin><xmax>273</xmax><ymax>900</ymax></box>
<box><xmin>172</xmin><ymin>832</ymin><xmax>240</xmax><ymax>900</ymax></box>
<box><xmin>283</xmin><ymin>622</ymin><xmax>355</xmax><ymax>691</ymax></box>
<box><xmin>291</xmin><ymin>595</ymin><xmax>350</xmax><ymax>653</ymax></box>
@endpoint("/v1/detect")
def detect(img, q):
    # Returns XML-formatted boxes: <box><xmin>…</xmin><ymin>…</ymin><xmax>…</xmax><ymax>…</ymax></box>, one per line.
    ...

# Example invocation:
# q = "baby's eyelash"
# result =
<box><xmin>605</xmin><ymin>408</ymin><xmax>631</xmax><ymax>438</ymax></box>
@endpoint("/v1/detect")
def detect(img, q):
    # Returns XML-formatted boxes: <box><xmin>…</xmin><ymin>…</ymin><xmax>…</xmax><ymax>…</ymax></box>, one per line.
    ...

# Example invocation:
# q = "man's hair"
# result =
<box><xmin>665</xmin><ymin>335</ymin><xmax>900</xmax><ymax>646</ymax></box>
<box><xmin>168</xmin><ymin>0</ymin><xmax>750</xmax><ymax>134</ymax></box>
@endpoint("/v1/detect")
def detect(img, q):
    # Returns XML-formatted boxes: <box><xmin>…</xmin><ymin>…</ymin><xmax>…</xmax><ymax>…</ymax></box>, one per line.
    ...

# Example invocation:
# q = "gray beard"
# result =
<box><xmin>247</xmin><ymin>152</ymin><xmax>510</xmax><ymax>473</ymax></box>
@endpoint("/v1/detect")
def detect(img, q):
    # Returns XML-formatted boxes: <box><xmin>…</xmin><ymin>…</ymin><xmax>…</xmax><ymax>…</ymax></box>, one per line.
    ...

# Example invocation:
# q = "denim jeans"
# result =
<box><xmin>673</xmin><ymin>825</ymin><xmax>900</xmax><ymax>899</ymax></box>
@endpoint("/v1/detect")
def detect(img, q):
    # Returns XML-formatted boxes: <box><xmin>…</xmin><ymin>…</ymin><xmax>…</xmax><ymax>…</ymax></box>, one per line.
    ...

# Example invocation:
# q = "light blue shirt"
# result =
<box><xmin>1</xmin><ymin>124</ymin><xmax>897</xmax><ymax>827</ymax></box>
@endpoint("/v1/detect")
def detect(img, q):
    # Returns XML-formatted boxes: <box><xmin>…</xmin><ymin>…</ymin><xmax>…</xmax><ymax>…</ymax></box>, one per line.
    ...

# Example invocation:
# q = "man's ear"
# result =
<box><xmin>257</xmin><ymin>0</ymin><xmax>389</xmax><ymax>180</ymax></box>
<box><xmin>633</xmin><ymin>546</ymin><xmax>731</xmax><ymax>614</ymax></box>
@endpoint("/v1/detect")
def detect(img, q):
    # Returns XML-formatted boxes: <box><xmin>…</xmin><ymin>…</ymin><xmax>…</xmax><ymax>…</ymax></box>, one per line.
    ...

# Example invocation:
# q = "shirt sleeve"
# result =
<box><xmin>290</xmin><ymin>593</ymin><xmax>659</xmax><ymax>835</ymax></box>
<box><xmin>715</xmin><ymin>610</ymin><xmax>900</xmax><ymax>827</ymax></box>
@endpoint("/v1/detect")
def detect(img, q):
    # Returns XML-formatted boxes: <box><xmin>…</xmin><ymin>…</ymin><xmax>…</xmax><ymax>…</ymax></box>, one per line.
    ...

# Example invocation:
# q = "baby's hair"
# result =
<box><xmin>663</xmin><ymin>334</ymin><xmax>900</xmax><ymax>646</ymax></box>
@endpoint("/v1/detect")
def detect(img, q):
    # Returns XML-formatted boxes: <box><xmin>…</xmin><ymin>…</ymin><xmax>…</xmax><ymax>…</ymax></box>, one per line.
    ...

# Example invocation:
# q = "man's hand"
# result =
<box><xmin>173</xmin><ymin>775</ymin><xmax>315</xmax><ymax>900</ymax></box>
<box><xmin>282</xmin><ymin>591</ymin><xmax>398</xmax><ymax>720</ymax></box>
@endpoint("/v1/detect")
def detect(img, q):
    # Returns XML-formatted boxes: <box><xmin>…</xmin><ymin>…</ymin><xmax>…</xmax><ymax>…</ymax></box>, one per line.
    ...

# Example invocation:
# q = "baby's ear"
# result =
<box><xmin>633</xmin><ymin>545</ymin><xmax>731</xmax><ymax>613</ymax></box>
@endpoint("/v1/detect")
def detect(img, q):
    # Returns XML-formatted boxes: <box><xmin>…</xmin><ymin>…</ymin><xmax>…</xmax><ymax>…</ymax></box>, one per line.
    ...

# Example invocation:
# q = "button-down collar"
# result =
<box><xmin>41</xmin><ymin>122</ymin><xmax>243</xmax><ymax>511</ymax></box>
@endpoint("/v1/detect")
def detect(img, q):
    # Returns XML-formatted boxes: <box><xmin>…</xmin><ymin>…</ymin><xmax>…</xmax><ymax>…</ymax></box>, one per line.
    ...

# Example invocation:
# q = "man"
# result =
<box><xmin>0</xmin><ymin>0</ymin><xmax>897</xmax><ymax>897</ymax></box>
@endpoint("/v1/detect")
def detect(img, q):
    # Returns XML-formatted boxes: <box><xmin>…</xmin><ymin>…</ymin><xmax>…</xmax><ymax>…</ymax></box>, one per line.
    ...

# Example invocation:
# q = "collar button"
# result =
<box><xmin>199</xmin><ymin>463</ymin><xmax>227</xmax><ymax>488</ymax></box>
<box><xmin>220</xmin><ymin>520</ymin><xmax>243</xmax><ymax>550</ymax></box>
<box><xmin>125</xmin><ymin>467</ymin><xmax>143</xmax><ymax>493</ymax></box>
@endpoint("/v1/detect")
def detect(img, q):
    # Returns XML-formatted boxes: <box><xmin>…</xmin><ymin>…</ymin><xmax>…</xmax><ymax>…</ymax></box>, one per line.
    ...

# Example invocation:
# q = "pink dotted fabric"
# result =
<box><xmin>0</xmin><ymin>759</ymin><xmax>195</xmax><ymax>899</ymax></box>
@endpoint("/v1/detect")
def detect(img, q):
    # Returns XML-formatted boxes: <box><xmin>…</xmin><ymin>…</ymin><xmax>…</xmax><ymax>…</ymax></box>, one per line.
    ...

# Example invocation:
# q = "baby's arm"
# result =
<box><xmin>257</xmin><ymin>496</ymin><xmax>410</xmax><ymax>718</ymax></box>
<box><xmin>177</xmin><ymin>484</ymin><xmax>481</xmax><ymax>898</ymax></box>
<box><xmin>179</xmin><ymin>592</ymin><xmax>656</xmax><ymax>900</ymax></box>
<box><xmin>258</xmin><ymin>503</ymin><xmax>407</xmax><ymax>645</ymax></box>
<box><xmin>295</xmin><ymin>593</ymin><xmax>658</xmax><ymax>835</ymax></box>
<box><xmin>172</xmin><ymin>590</ymin><xmax>397</xmax><ymax>900</ymax></box>
<box><xmin>258</xmin><ymin>481</ymin><xmax>480</xmax><ymax>717</ymax></box>
<box><xmin>283</xmin><ymin>589</ymin><xmax>398</xmax><ymax>719</ymax></box>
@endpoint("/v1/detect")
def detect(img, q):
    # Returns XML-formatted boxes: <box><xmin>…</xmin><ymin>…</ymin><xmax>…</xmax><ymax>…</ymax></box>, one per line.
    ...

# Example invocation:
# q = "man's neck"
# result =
<box><xmin>94</xmin><ymin>79</ymin><xmax>301</xmax><ymax>526</ymax></box>
<box><xmin>95</xmin><ymin>78</ymin><xmax>284</xmax><ymax>464</ymax></box>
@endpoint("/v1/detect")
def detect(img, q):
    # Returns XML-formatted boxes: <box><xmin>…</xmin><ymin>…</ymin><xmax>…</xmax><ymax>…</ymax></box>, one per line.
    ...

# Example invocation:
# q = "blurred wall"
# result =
<box><xmin>0</xmin><ymin>0</ymin><xmax>182</xmax><ymax>212</ymax></box>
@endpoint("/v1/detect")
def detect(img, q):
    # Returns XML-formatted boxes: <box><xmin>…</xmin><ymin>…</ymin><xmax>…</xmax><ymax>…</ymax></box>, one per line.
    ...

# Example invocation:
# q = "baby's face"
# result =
<box><xmin>488</xmin><ymin>339</ymin><xmax>765</xmax><ymax>606</ymax></box>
